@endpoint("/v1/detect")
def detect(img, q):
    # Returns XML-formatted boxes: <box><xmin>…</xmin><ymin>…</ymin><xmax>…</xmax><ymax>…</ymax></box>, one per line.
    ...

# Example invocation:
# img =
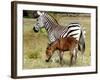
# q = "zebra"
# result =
<box><xmin>33</xmin><ymin>11</ymin><xmax>86</xmax><ymax>63</ymax></box>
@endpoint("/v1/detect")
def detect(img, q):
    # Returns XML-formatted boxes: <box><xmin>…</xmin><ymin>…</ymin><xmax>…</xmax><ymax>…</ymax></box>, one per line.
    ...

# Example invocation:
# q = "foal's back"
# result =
<box><xmin>58</xmin><ymin>36</ymin><xmax>78</xmax><ymax>51</ymax></box>
<box><xmin>47</xmin><ymin>36</ymin><xmax>78</xmax><ymax>52</ymax></box>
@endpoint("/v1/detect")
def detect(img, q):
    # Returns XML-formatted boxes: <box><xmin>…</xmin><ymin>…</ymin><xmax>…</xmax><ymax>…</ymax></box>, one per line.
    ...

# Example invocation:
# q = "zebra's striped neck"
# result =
<box><xmin>43</xmin><ymin>13</ymin><xmax>59</xmax><ymax>33</ymax></box>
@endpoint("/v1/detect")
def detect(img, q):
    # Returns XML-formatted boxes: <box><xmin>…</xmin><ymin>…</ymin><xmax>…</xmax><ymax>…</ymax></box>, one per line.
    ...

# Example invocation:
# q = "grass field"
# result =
<box><xmin>23</xmin><ymin>13</ymin><xmax>91</xmax><ymax>69</ymax></box>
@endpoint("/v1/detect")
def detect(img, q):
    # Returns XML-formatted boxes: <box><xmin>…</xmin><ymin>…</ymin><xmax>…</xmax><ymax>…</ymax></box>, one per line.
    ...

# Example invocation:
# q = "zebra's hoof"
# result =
<box><xmin>33</xmin><ymin>27</ymin><xmax>39</xmax><ymax>32</ymax></box>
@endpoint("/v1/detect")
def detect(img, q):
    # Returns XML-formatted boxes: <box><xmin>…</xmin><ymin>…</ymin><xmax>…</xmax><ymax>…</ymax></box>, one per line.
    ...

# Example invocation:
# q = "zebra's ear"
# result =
<box><xmin>42</xmin><ymin>12</ymin><xmax>44</xmax><ymax>15</ymax></box>
<box><xmin>37</xmin><ymin>11</ymin><xmax>42</xmax><ymax>15</ymax></box>
<box><xmin>37</xmin><ymin>11</ymin><xmax>45</xmax><ymax>15</ymax></box>
<box><xmin>37</xmin><ymin>11</ymin><xmax>44</xmax><ymax>15</ymax></box>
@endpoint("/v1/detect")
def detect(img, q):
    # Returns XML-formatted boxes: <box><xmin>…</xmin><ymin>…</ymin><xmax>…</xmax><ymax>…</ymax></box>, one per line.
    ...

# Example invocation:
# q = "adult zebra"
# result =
<box><xmin>33</xmin><ymin>11</ymin><xmax>86</xmax><ymax>63</ymax></box>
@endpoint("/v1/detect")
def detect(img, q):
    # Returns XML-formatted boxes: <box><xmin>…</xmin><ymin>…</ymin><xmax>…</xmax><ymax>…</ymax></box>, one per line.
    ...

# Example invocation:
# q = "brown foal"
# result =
<box><xmin>45</xmin><ymin>36</ymin><xmax>79</xmax><ymax>65</ymax></box>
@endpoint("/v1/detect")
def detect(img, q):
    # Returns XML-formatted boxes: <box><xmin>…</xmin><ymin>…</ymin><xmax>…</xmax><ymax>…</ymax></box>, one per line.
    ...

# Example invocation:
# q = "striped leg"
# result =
<box><xmin>70</xmin><ymin>48</ymin><xmax>77</xmax><ymax>66</ymax></box>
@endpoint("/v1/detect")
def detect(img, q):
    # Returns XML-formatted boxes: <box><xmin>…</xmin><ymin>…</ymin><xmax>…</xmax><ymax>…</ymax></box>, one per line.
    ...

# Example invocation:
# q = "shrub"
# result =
<box><xmin>27</xmin><ymin>50</ymin><xmax>41</xmax><ymax>59</ymax></box>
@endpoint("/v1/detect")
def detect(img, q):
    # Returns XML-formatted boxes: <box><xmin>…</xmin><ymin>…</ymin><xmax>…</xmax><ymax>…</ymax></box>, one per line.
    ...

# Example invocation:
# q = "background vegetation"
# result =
<box><xmin>23</xmin><ymin>11</ymin><xmax>91</xmax><ymax>69</ymax></box>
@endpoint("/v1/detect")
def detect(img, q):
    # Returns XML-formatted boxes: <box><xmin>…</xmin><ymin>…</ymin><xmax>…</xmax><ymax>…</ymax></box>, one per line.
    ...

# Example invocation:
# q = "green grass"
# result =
<box><xmin>23</xmin><ymin>14</ymin><xmax>91</xmax><ymax>69</ymax></box>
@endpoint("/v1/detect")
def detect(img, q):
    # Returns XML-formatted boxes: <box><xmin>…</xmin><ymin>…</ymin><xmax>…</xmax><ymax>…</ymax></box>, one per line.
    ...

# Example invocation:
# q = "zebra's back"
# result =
<box><xmin>61</xmin><ymin>23</ymin><xmax>82</xmax><ymax>40</ymax></box>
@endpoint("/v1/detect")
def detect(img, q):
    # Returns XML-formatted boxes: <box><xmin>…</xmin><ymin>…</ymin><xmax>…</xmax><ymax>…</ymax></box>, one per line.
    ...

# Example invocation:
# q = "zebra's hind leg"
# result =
<box><xmin>70</xmin><ymin>47</ymin><xmax>78</xmax><ymax>66</ymax></box>
<box><xmin>74</xmin><ymin>47</ymin><xmax>78</xmax><ymax>64</ymax></box>
<box><xmin>82</xmin><ymin>53</ymin><xmax>85</xmax><ymax>64</ymax></box>
<box><xmin>80</xmin><ymin>42</ymin><xmax>85</xmax><ymax>64</ymax></box>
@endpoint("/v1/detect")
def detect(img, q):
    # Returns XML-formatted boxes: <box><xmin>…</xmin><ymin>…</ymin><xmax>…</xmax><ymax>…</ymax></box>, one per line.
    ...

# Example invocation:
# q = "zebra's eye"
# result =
<box><xmin>37</xmin><ymin>23</ymin><xmax>39</xmax><ymax>25</ymax></box>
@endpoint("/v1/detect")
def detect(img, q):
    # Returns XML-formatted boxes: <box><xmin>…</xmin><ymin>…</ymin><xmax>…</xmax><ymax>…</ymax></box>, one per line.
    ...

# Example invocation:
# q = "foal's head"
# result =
<box><xmin>45</xmin><ymin>40</ymin><xmax>59</xmax><ymax>62</ymax></box>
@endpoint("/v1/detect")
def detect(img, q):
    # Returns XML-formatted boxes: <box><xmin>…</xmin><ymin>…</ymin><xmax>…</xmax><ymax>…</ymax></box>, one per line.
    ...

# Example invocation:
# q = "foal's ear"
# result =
<box><xmin>59</xmin><ymin>36</ymin><xmax>63</xmax><ymax>39</ymax></box>
<box><xmin>59</xmin><ymin>37</ymin><xmax>63</xmax><ymax>42</ymax></box>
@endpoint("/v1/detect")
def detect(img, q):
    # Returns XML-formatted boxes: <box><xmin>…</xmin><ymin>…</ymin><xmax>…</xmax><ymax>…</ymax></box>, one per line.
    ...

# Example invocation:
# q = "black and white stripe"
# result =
<box><xmin>41</xmin><ymin>13</ymin><xmax>85</xmax><ymax>42</ymax></box>
<box><xmin>61</xmin><ymin>23</ymin><xmax>82</xmax><ymax>40</ymax></box>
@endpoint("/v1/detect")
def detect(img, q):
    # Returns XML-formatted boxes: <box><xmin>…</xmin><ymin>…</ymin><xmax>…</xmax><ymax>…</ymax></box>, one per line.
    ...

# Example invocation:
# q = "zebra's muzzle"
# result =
<box><xmin>33</xmin><ymin>27</ymin><xmax>39</xmax><ymax>32</ymax></box>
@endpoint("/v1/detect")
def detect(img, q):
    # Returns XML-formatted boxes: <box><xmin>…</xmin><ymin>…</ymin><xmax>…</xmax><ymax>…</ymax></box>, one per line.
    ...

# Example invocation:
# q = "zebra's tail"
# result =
<box><xmin>79</xmin><ymin>27</ymin><xmax>86</xmax><ymax>64</ymax></box>
<box><xmin>83</xmin><ymin>27</ymin><xmax>86</xmax><ymax>39</ymax></box>
<box><xmin>81</xmin><ymin>27</ymin><xmax>86</xmax><ymax>52</ymax></box>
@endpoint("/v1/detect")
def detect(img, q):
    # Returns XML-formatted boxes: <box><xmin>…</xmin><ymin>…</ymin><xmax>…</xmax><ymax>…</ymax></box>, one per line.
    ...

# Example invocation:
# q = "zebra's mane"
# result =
<box><xmin>44</xmin><ymin>13</ymin><xmax>59</xmax><ymax>25</ymax></box>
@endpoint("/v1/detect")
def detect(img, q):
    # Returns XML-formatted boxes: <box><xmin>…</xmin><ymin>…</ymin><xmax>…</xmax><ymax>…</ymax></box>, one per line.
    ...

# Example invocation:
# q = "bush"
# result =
<box><xmin>27</xmin><ymin>50</ymin><xmax>41</xmax><ymax>59</ymax></box>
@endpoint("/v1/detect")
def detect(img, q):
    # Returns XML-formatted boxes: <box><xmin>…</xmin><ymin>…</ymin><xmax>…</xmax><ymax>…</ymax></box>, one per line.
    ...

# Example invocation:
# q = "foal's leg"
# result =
<box><xmin>70</xmin><ymin>52</ymin><xmax>73</xmax><ymax>66</ymax></box>
<box><xmin>59</xmin><ymin>51</ymin><xmax>64</xmax><ymax>65</ymax></box>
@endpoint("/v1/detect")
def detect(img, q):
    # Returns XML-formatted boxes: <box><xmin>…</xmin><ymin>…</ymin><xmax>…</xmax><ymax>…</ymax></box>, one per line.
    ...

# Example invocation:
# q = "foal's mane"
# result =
<box><xmin>48</xmin><ymin>39</ymin><xmax>59</xmax><ymax>47</ymax></box>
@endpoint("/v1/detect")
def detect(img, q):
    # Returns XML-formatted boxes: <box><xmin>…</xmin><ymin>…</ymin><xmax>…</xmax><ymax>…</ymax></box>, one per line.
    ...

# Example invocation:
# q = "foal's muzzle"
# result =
<box><xmin>45</xmin><ymin>59</ymin><xmax>49</xmax><ymax>62</ymax></box>
<box><xmin>33</xmin><ymin>27</ymin><xmax>39</xmax><ymax>32</ymax></box>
